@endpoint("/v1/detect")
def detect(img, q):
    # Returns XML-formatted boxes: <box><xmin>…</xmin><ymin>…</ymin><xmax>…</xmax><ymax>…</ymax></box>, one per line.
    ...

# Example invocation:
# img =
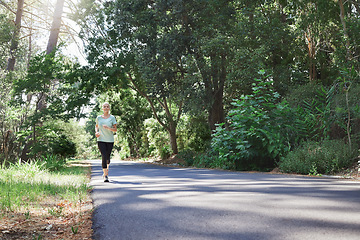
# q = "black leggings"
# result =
<box><xmin>98</xmin><ymin>142</ymin><xmax>114</xmax><ymax>169</ymax></box>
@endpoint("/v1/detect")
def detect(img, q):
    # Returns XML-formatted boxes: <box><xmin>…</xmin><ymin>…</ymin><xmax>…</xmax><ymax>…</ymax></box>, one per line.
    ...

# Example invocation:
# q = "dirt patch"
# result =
<box><xmin>0</xmin><ymin>196</ymin><xmax>93</xmax><ymax>240</ymax></box>
<box><xmin>152</xmin><ymin>154</ymin><xmax>187</xmax><ymax>166</ymax></box>
<box><xmin>0</xmin><ymin>160</ymin><xmax>94</xmax><ymax>240</ymax></box>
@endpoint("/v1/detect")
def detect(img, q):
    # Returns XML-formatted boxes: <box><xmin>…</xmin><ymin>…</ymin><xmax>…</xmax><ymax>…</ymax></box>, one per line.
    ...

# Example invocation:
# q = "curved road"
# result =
<box><xmin>90</xmin><ymin>159</ymin><xmax>360</xmax><ymax>240</ymax></box>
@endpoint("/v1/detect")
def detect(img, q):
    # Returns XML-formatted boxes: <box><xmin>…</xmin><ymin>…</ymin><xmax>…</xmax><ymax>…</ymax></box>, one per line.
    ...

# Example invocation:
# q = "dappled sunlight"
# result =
<box><xmin>91</xmin><ymin>160</ymin><xmax>360</xmax><ymax>240</ymax></box>
<box><xmin>0</xmin><ymin>167</ymin><xmax>89</xmax><ymax>188</ymax></box>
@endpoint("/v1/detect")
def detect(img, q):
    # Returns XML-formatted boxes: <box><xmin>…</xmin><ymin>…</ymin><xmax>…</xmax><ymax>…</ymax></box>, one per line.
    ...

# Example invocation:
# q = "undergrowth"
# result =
<box><xmin>0</xmin><ymin>158</ymin><xmax>90</xmax><ymax>215</ymax></box>
<box><xmin>278</xmin><ymin>139</ymin><xmax>358</xmax><ymax>175</ymax></box>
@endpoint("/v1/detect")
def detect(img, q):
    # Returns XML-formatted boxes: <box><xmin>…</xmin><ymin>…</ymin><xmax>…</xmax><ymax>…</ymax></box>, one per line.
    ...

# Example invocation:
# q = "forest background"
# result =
<box><xmin>1</xmin><ymin>0</ymin><xmax>360</xmax><ymax>176</ymax></box>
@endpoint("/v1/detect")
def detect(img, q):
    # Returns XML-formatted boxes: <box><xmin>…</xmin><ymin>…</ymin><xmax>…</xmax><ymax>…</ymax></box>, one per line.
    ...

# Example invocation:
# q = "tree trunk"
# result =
<box><xmin>7</xmin><ymin>0</ymin><xmax>24</xmax><ymax>71</ymax></box>
<box><xmin>208</xmin><ymin>89</ymin><xmax>225</xmax><ymax>131</ymax></box>
<box><xmin>305</xmin><ymin>30</ymin><xmax>317</xmax><ymax>81</ymax></box>
<box><xmin>168</xmin><ymin>120</ymin><xmax>178</xmax><ymax>154</ymax></box>
<box><xmin>180</xmin><ymin>7</ymin><xmax>226</xmax><ymax>131</ymax></box>
<box><xmin>192</xmin><ymin>53</ymin><xmax>226</xmax><ymax>131</ymax></box>
<box><xmin>338</xmin><ymin>0</ymin><xmax>351</xmax><ymax>60</ymax></box>
<box><xmin>46</xmin><ymin>0</ymin><xmax>65</xmax><ymax>54</ymax></box>
<box><xmin>162</xmin><ymin>98</ymin><xmax>179</xmax><ymax>154</ymax></box>
<box><xmin>208</xmin><ymin>54</ymin><xmax>226</xmax><ymax>131</ymax></box>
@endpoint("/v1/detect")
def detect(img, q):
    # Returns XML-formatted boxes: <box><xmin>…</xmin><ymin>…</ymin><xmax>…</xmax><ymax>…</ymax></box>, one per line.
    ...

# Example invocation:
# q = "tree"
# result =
<box><xmin>13</xmin><ymin>51</ymin><xmax>82</xmax><ymax>160</ymax></box>
<box><xmin>46</xmin><ymin>0</ymin><xmax>65</xmax><ymax>54</ymax></box>
<box><xmin>6</xmin><ymin>0</ymin><xmax>24</xmax><ymax>71</ymax></box>
<box><xmin>173</xmin><ymin>0</ymin><xmax>236</xmax><ymax>130</ymax></box>
<box><xmin>0</xmin><ymin>8</ymin><xmax>14</xmax><ymax>69</ymax></box>
<box><xmin>74</xmin><ymin>0</ymin><xmax>191</xmax><ymax>154</ymax></box>
<box><xmin>228</xmin><ymin>1</ymin><xmax>297</xmax><ymax>96</ymax></box>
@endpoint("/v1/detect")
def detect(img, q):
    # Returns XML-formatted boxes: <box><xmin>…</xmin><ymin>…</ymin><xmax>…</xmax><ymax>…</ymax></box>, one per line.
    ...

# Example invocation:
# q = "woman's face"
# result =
<box><xmin>102</xmin><ymin>103</ymin><xmax>110</xmax><ymax>112</ymax></box>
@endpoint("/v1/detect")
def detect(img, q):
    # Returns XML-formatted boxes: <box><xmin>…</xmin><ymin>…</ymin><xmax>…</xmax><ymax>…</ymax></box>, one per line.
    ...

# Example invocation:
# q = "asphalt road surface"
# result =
<box><xmin>90</xmin><ymin>159</ymin><xmax>360</xmax><ymax>240</ymax></box>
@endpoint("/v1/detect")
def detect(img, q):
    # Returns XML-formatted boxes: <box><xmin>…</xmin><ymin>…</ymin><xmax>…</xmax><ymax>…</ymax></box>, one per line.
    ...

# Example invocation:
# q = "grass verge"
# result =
<box><xmin>0</xmin><ymin>160</ymin><xmax>93</xmax><ymax>240</ymax></box>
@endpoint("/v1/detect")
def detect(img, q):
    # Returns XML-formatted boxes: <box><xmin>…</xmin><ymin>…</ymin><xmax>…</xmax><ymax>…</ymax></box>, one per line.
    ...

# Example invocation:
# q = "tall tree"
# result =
<box><xmin>0</xmin><ymin>8</ymin><xmax>13</xmax><ymax>69</ymax></box>
<box><xmin>19</xmin><ymin>0</ymin><xmax>66</xmax><ymax>161</ymax></box>
<box><xmin>6</xmin><ymin>0</ymin><xmax>24</xmax><ymax>71</ymax></box>
<box><xmin>46</xmin><ymin>0</ymin><xmax>65</xmax><ymax>54</ymax></box>
<box><xmin>75</xmin><ymin>0</ymin><xmax>192</xmax><ymax>154</ymax></box>
<box><xmin>176</xmin><ymin>0</ymin><xmax>236</xmax><ymax>130</ymax></box>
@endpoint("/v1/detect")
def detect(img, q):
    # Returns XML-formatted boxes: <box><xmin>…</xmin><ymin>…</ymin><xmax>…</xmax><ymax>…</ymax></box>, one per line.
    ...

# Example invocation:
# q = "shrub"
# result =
<box><xmin>183</xmin><ymin>116</ymin><xmax>211</xmax><ymax>152</ymax></box>
<box><xmin>145</xmin><ymin>118</ymin><xmax>169</xmax><ymax>157</ymax></box>
<box><xmin>278</xmin><ymin>139</ymin><xmax>358</xmax><ymax>175</ymax></box>
<box><xmin>177</xmin><ymin>149</ymin><xmax>196</xmax><ymax>166</ymax></box>
<box><xmin>211</xmin><ymin>72</ymin><xmax>299</xmax><ymax>171</ymax></box>
<box><xmin>52</xmin><ymin>134</ymin><xmax>77</xmax><ymax>158</ymax></box>
<box><xmin>41</xmin><ymin>154</ymin><xmax>67</xmax><ymax>172</ymax></box>
<box><xmin>160</xmin><ymin>145</ymin><xmax>171</xmax><ymax>160</ymax></box>
<box><xmin>192</xmin><ymin>150</ymin><xmax>220</xmax><ymax>169</ymax></box>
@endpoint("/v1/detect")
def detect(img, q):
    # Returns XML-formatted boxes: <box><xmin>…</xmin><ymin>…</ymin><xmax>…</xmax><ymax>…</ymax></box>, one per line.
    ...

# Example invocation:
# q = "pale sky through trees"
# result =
<box><xmin>1</xmin><ymin>0</ymin><xmax>88</xmax><ymax>65</ymax></box>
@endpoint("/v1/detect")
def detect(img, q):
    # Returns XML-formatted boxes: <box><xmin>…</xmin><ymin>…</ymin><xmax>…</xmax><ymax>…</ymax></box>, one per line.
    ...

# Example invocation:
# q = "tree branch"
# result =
<box><xmin>127</xmin><ymin>73</ymin><xmax>169</xmax><ymax>131</ymax></box>
<box><xmin>177</xmin><ymin>100</ymin><xmax>183</xmax><ymax>122</ymax></box>
<box><xmin>0</xmin><ymin>0</ymin><xmax>16</xmax><ymax>14</ymax></box>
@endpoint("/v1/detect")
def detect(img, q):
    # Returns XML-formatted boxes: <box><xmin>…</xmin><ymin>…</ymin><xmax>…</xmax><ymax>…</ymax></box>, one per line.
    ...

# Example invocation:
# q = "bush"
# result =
<box><xmin>160</xmin><ymin>145</ymin><xmax>171</xmax><ymax>160</ymax></box>
<box><xmin>192</xmin><ymin>150</ymin><xmax>221</xmax><ymax>169</ymax></box>
<box><xmin>41</xmin><ymin>154</ymin><xmax>67</xmax><ymax>172</ymax></box>
<box><xmin>285</xmin><ymin>83</ymin><xmax>324</xmax><ymax>109</ymax></box>
<box><xmin>278</xmin><ymin>139</ymin><xmax>358</xmax><ymax>175</ymax></box>
<box><xmin>183</xmin><ymin>116</ymin><xmax>211</xmax><ymax>152</ymax></box>
<box><xmin>177</xmin><ymin>149</ymin><xmax>196</xmax><ymax>166</ymax></box>
<box><xmin>211</xmin><ymin>73</ymin><xmax>299</xmax><ymax>171</ymax></box>
<box><xmin>145</xmin><ymin>118</ymin><xmax>169</xmax><ymax>157</ymax></box>
<box><xmin>52</xmin><ymin>134</ymin><xmax>77</xmax><ymax>158</ymax></box>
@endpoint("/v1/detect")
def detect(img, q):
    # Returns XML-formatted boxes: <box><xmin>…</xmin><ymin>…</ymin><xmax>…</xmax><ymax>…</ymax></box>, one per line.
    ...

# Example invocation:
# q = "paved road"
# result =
<box><xmin>90</xmin><ymin>159</ymin><xmax>360</xmax><ymax>240</ymax></box>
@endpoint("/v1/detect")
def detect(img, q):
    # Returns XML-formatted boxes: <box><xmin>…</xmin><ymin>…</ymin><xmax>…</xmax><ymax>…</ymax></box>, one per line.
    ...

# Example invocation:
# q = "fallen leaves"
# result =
<box><xmin>0</xmin><ymin>193</ymin><xmax>93</xmax><ymax>239</ymax></box>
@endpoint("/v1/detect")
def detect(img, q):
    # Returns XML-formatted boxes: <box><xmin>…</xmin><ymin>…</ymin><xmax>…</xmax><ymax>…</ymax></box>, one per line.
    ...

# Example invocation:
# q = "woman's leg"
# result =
<box><xmin>97</xmin><ymin>142</ymin><xmax>108</xmax><ymax>177</ymax></box>
<box><xmin>104</xmin><ymin>142</ymin><xmax>114</xmax><ymax>176</ymax></box>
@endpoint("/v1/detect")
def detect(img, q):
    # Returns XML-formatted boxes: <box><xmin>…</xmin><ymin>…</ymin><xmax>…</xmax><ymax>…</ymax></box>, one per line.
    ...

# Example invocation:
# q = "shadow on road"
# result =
<box><xmin>90</xmin><ymin>160</ymin><xmax>360</xmax><ymax>240</ymax></box>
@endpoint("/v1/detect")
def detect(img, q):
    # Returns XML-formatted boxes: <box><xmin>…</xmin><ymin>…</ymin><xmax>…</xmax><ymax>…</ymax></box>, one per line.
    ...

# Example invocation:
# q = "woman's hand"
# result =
<box><xmin>95</xmin><ymin>132</ymin><xmax>100</xmax><ymax>138</ymax></box>
<box><xmin>103</xmin><ymin>125</ymin><xmax>117</xmax><ymax>132</ymax></box>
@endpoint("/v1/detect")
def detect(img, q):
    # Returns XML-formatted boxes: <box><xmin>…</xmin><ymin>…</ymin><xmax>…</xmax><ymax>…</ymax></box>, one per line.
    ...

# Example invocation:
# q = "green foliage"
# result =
<box><xmin>229</xmin><ymin>1</ymin><xmax>298</xmax><ymax>96</ymax></box>
<box><xmin>190</xmin><ymin>149</ymin><xmax>225</xmax><ymax>169</ymax></box>
<box><xmin>0</xmin><ymin>74</ymin><xmax>24</xmax><ymax>165</ymax></box>
<box><xmin>16</xmin><ymin>123</ymin><xmax>77</xmax><ymax>160</ymax></box>
<box><xmin>51</xmin><ymin>135</ymin><xmax>76</xmax><ymax>158</ymax></box>
<box><xmin>71</xmin><ymin>0</ymin><xmax>360</xmax><ymax>170</ymax></box>
<box><xmin>41</xmin><ymin>154</ymin><xmax>67</xmax><ymax>172</ymax></box>
<box><xmin>71</xmin><ymin>226</ymin><xmax>79</xmax><ymax>234</ymax></box>
<box><xmin>278</xmin><ymin>139</ymin><xmax>358</xmax><ymax>175</ymax></box>
<box><xmin>285</xmin><ymin>83</ymin><xmax>324</xmax><ymax>108</ymax></box>
<box><xmin>57</xmin><ymin>120</ymin><xmax>94</xmax><ymax>160</ymax></box>
<box><xmin>296</xmin><ymin>85</ymin><xmax>335</xmax><ymax>141</ymax></box>
<box><xmin>180</xmin><ymin>116</ymin><xmax>211</xmax><ymax>152</ymax></box>
<box><xmin>12</xmin><ymin>51</ymin><xmax>85</xmax><ymax>121</ymax></box>
<box><xmin>0</xmin><ymin>13</ymin><xmax>13</xmax><ymax>68</ymax></box>
<box><xmin>160</xmin><ymin>145</ymin><xmax>171</xmax><ymax>160</ymax></box>
<box><xmin>212</xmin><ymin>73</ymin><xmax>298</xmax><ymax>170</ymax></box>
<box><xmin>177</xmin><ymin>149</ymin><xmax>196</xmax><ymax>167</ymax></box>
<box><xmin>144</xmin><ymin>118</ymin><xmax>169</xmax><ymax>157</ymax></box>
<box><xmin>0</xmin><ymin>160</ymin><xmax>90</xmax><ymax>214</ymax></box>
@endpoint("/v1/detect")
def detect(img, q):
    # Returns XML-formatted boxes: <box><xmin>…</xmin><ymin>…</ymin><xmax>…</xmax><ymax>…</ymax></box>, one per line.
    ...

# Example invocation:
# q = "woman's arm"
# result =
<box><xmin>103</xmin><ymin>124</ymin><xmax>117</xmax><ymax>132</ymax></box>
<box><xmin>95</xmin><ymin>124</ymin><xmax>100</xmax><ymax>138</ymax></box>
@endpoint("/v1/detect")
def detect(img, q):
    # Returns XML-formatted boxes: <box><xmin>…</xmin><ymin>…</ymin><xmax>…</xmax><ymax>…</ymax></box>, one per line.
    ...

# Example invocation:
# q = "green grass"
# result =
<box><xmin>0</xmin><ymin>159</ymin><xmax>91</xmax><ymax>215</ymax></box>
